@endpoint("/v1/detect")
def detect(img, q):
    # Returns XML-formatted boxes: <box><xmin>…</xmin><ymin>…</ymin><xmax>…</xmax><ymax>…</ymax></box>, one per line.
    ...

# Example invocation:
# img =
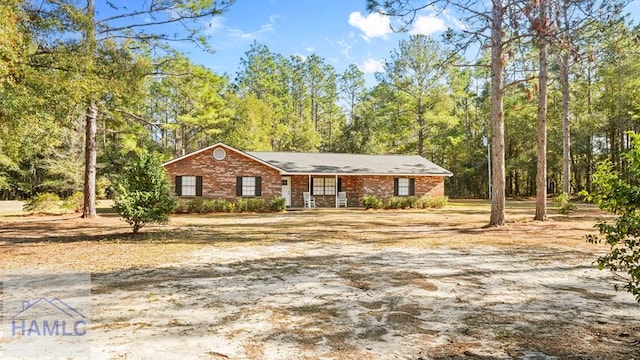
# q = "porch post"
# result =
<box><xmin>335</xmin><ymin>175</ymin><xmax>338</xmax><ymax>208</ymax></box>
<box><xmin>308</xmin><ymin>174</ymin><xmax>311</xmax><ymax>208</ymax></box>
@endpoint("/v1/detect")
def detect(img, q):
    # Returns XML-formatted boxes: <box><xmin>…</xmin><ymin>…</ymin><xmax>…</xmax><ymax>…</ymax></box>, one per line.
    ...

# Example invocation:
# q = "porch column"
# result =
<box><xmin>335</xmin><ymin>175</ymin><xmax>338</xmax><ymax>208</ymax></box>
<box><xmin>308</xmin><ymin>174</ymin><xmax>311</xmax><ymax>208</ymax></box>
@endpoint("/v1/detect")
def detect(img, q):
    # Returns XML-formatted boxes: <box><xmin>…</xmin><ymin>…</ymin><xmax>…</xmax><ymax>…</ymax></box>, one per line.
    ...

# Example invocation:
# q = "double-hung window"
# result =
<box><xmin>236</xmin><ymin>176</ymin><xmax>262</xmax><ymax>197</ymax></box>
<box><xmin>312</xmin><ymin>178</ymin><xmax>336</xmax><ymax>195</ymax></box>
<box><xmin>394</xmin><ymin>178</ymin><xmax>415</xmax><ymax>196</ymax></box>
<box><xmin>242</xmin><ymin>177</ymin><xmax>255</xmax><ymax>196</ymax></box>
<box><xmin>182</xmin><ymin>176</ymin><xmax>196</xmax><ymax>196</ymax></box>
<box><xmin>175</xmin><ymin>176</ymin><xmax>203</xmax><ymax>196</ymax></box>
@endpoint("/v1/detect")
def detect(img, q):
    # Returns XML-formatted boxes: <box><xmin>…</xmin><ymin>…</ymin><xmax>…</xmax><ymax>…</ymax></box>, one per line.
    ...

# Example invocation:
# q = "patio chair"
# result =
<box><xmin>337</xmin><ymin>192</ymin><xmax>348</xmax><ymax>207</ymax></box>
<box><xmin>303</xmin><ymin>192</ymin><xmax>316</xmax><ymax>208</ymax></box>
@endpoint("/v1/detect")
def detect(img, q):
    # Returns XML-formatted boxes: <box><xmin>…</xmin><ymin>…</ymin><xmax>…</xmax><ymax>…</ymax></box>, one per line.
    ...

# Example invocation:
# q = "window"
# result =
<box><xmin>236</xmin><ymin>176</ymin><xmax>262</xmax><ymax>197</ymax></box>
<box><xmin>175</xmin><ymin>176</ymin><xmax>202</xmax><ymax>196</ymax></box>
<box><xmin>312</xmin><ymin>178</ymin><xmax>336</xmax><ymax>195</ymax></box>
<box><xmin>242</xmin><ymin>177</ymin><xmax>255</xmax><ymax>196</ymax></box>
<box><xmin>212</xmin><ymin>147</ymin><xmax>227</xmax><ymax>161</ymax></box>
<box><xmin>397</xmin><ymin>178</ymin><xmax>409</xmax><ymax>196</ymax></box>
<box><xmin>394</xmin><ymin>178</ymin><xmax>415</xmax><ymax>196</ymax></box>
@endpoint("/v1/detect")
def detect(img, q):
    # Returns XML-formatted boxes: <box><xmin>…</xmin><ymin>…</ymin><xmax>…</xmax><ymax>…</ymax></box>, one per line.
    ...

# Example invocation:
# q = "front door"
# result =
<box><xmin>281</xmin><ymin>177</ymin><xmax>291</xmax><ymax>206</ymax></box>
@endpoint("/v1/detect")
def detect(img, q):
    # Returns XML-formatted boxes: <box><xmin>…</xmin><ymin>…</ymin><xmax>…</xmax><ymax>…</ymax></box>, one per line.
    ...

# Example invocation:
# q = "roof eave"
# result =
<box><xmin>280</xmin><ymin>172</ymin><xmax>453</xmax><ymax>177</ymax></box>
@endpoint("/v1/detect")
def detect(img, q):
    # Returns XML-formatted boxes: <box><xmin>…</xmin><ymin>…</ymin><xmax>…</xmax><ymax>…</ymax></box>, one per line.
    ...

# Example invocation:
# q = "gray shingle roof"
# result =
<box><xmin>246</xmin><ymin>151</ymin><xmax>452</xmax><ymax>176</ymax></box>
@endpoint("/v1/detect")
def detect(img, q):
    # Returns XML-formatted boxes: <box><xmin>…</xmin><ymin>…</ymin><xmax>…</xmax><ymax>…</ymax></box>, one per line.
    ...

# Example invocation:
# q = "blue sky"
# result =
<box><xmin>180</xmin><ymin>0</ymin><xmax>461</xmax><ymax>81</ymax></box>
<box><xmin>97</xmin><ymin>0</ymin><xmax>640</xmax><ymax>85</ymax></box>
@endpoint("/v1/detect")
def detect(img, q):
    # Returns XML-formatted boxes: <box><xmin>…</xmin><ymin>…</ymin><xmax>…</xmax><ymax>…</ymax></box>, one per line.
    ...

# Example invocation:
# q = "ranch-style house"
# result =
<box><xmin>163</xmin><ymin>143</ymin><xmax>452</xmax><ymax>208</ymax></box>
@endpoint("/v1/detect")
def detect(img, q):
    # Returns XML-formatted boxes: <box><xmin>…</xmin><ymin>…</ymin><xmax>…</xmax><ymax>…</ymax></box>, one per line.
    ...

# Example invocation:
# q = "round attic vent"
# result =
<box><xmin>212</xmin><ymin>147</ymin><xmax>226</xmax><ymax>161</ymax></box>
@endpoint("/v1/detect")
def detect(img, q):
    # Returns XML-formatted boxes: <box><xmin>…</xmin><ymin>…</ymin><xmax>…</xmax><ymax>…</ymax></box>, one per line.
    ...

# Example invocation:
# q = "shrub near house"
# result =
<box><xmin>114</xmin><ymin>152</ymin><xmax>176</xmax><ymax>233</ymax></box>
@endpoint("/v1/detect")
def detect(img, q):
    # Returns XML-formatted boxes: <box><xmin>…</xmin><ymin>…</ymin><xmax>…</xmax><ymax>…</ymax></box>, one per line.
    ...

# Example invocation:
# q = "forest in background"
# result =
<box><xmin>1</xmin><ymin>0</ymin><xmax>640</xmax><ymax>202</ymax></box>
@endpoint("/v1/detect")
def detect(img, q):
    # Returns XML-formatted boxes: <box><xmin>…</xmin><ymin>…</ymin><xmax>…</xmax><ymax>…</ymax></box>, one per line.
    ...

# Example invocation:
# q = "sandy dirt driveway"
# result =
<box><xmin>1</xmin><ymin>202</ymin><xmax>639</xmax><ymax>359</ymax></box>
<box><xmin>88</xmin><ymin>243</ymin><xmax>639</xmax><ymax>360</ymax></box>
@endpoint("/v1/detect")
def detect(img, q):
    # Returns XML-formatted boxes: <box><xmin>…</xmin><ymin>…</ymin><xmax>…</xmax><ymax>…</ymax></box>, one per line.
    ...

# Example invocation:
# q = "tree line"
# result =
<box><xmin>1</xmin><ymin>0</ymin><xmax>639</xmax><ymax>222</ymax></box>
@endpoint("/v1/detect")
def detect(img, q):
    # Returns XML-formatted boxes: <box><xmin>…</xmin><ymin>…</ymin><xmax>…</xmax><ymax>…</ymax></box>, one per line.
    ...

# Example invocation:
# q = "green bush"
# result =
<box><xmin>245</xmin><ymin>198</ymin><xmax>265</xmax><ymax>212</ymax></box>
<box><xmin>96</xmin><ymin>177</ymin><xmax>111</xmax><ymax>199</ymax></box>
<box><xmin>235</xmin><ymin>198</ymin><xmax>248</xmax><ymax>212</ymax></box>
<box><xmin>61</xmin><ymin>192</ymin><xmax>84</xmax><ymax>213</ymax></box>
<box><xmin>173</xmin><ymin>199</ymin><xmax>189</xmax><ymax>213</ymax></box>
<box><xmin>224</xmin><ymin>201</ymin><xmax>237</xmax><ymax>213</ymax></box>
<box><xmin>113</xmin><ymin>151</ymin><xmax>176</xmax><ymax>233</ymax></box>
<box><xmin>179</xmin><ymin>197</ymin><xmax>275</xmax><ymax>213</ymax></box>
<box><xmin>211</xmin><ymin>199</ymin><xmax>231</xmax><ymax>212</ymax></box>
<box><xmin>556</xmin><ymin>192</ymin><xmax>576</xmax><ymax>215</ymax></box>
<box><xmin>269</xmin><ymin>196</ymin><xmax>286</xmax><ymax>212</ymax></box>
<box><xmin>417</xmin><ymin>196</ymin><xmax>448</xmax><ymax>209</ymax></box>
<box><xmin>187</xmin><ymin>198</ymin><xmax>215</xmax><ymax>213</ymax></box>
<box><xmin>384</xmin><ymin>196</ymin><xmax>417</xmax><ymax>209</ymax></box>
<box><xmin>362</xmin><ymin>195</ymin><xmax>383</xmax><ymax>209</ymax></box>
<box><xmin>581</xmin><ymin>131</ymin><xmax>640</xmax><ymax>302</ymax></box>
<box><xmin>23</xmin><ymin>193</ymin><xmax>62</xmax><ymax>214</ymax></box>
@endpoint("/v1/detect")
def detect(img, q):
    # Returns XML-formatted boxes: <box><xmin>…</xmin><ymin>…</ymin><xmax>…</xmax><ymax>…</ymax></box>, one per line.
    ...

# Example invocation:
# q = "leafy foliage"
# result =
<box><xmin>384</xmin><ymin>196</ymin><xmax>416</xmax><ymax>209</ymax></box>
<box><xmin>269</xmin><ymin>196</ymin><xmax>286</xmax><ymax>212</ymax></box>
<box><xmin>62</xmin><ymin>192</ymin><xmax>85</xmax><ymax>213</ymax></box>
<box><xmin>363</xmin><ymin>195</ymin><xmax>447</xmax><ymax>210</ymax></box>
<box><xmin>555</xmin><ymin>193</ymin><xmax>577</xmax><ymax>215</ymax></box>
<box><xmin>23</xmin><ymin>193</ymin><xmax>62</xmax><ymax>214</ymax></box>
<box><xmin>362</xmin><ymin>195</ymin><xmax>384</xmax><ymax>210</ymax></box>
<box><xmin>581</xmin><ymin>132</ymin><xmax>640</xmax><ymax>302</ymax></box>
<box><xmin>186</xmin><ymin>198</ymin><xmax>215</xmax><ymax>213</ymax></box>
<box><xmin>419</xmin><ymin>196</ymin><xmax>448</xmax><ymax>209</ymax></box>
<box><xmin>177</xmin><ymin>197</ymin><xmax>275</xmax><ymax>213</ymax></box>
<box><xmin>235</xmin><ymin>198</ymin><xmax>265</xmax><ymax>212</ymax></box>
<box><xmin>113</xmin><ymin>152</ymin><xmax>176</xmax><ymax>233</ymax></box>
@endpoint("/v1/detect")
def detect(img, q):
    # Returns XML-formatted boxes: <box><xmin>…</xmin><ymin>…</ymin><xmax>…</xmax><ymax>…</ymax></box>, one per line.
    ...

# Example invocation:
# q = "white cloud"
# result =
<box><xmin>409</xmin><ymin>14</ymin><xmax>446</xmax><ymax>35</ymax></box>
<box><xmin>348</xmin><ymin>12</ymin><xmax>391</xmax><ymax>41</ymax></box>
<box><xmin>227</xmin><ymin>15</ymin><xmax>277</xmax><ymax>40</ymax></box>
<box><xmin>360</xmin><ymin>58</ymin><xmax>384</xmax><ymax>74</ymax></box>
<box><xmin>337</xmin><ymin>39</ymin><xmax>352</xmax><ymax>59</ymax></box>
<box><xmin>442</xmin><ymin>10</ymin><xmax>467</xmax><ymax>31</ymax></box>
<box><xmin>305</xmin><ymin>46</ymin><xmax>315</xmax><ymax>52</ymax></box>
<box><xmin>228</xmin><ymin>23</ymin><xmax>273</xmax><ymax>40</ymax></box>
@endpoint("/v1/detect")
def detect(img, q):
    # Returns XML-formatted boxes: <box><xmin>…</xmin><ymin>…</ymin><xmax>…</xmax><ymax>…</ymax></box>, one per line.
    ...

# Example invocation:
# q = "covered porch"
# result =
<box><xmin>285</xmin><ymin>175</ymin><xmax>363</xmax><ymax>208</ymax></box>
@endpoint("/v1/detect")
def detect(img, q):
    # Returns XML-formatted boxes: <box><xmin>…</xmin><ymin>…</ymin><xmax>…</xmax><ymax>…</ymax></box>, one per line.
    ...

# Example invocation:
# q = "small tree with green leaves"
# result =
<box><xmin>581</xmin><ymin>131</ymin><xmax>640</xmax><ymax>302</ymax></box>
<box><xmin>114</xmin><ymin>152</ymin><xmax>176</xmax><ymax>233</ymax></box>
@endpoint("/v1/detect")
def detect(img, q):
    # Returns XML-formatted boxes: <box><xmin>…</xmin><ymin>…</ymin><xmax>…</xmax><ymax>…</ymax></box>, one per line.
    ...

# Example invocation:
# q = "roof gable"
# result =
<box><xmin>162</xmin><ymin>143</ymin><xmax>285</xmax><ymax>172</ymax></box>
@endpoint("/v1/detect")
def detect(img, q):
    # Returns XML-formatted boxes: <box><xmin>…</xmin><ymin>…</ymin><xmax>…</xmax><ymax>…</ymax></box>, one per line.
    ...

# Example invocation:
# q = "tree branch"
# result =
<box><xmin>114</xmin><ymin>109</ymin><xmax>163</xmax><ymax>130</ymax></box>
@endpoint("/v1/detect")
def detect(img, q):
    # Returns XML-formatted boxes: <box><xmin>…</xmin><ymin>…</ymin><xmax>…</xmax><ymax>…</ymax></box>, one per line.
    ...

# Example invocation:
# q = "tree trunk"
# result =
<box><xmin>534</xmin><ymin>2</ymin><xmax>549</xmax><ymax>222</ymax></box>
<box><xmin>82</xmin><ymin>102</ymin><xmax>98</xmax><ymax>218</ymax></box>
<box><xmin>489</xmin><ymin>0</ymin><xmax>506</xmax><ymax>226</ymax></box>
<box><xmin>82</xmin><ymin>0</ymin><xmax>97</xmax><ymax>218</ymax></box>
<box><xmin>560</xmin><ymin>1</ymin><xmax>571</xmax><ymax>195</ymax></box>
<box><xmin>560</xmin><ymin>51</ymin><xmax>570</xmax><ymax>195</ymax></box>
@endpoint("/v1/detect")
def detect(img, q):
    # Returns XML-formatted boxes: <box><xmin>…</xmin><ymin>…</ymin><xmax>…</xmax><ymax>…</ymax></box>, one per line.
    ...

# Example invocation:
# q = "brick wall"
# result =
<box><xmin>362</xmin><ymin>175</ymin><xmax>444</xmax><ymax>198</ymax></box>
<box><xmin>289</xmin><ymin>174</ymin><xmax>444</xmax><ymax>208</ymax></box>
<box><xmin>164</xmin><ymin>146</ymin><xmax>281</xmax><ymax>202</ymax></box>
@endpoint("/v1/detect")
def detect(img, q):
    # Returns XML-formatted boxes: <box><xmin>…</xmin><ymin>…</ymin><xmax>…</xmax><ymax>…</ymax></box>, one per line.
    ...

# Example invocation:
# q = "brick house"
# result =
<box><xmin>163</xmin><ymin>143</ymin><xmax>452</xmax><ymax>208</ymax></box>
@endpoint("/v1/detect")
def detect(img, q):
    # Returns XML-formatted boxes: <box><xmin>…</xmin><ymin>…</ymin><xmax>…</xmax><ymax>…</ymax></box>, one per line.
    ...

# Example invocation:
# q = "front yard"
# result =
<box><xmin>1</xmin><ymin>200</ymin><xmax>638</xmax><ymax>359</ymax></box>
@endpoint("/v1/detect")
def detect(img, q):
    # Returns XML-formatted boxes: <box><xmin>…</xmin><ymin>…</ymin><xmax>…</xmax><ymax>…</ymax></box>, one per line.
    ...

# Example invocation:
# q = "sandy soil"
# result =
<box><xmin>1</xmin><ymin>201</ymin><xmax>639</xmax><ymax>359</ymax></box>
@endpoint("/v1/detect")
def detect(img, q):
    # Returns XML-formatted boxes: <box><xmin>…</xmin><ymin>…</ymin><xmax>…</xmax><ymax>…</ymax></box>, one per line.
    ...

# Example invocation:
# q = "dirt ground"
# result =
<box><xmin>1</xmin><ymin>200</ymin><xmax>639</xmax><ymax>359</ymax></box>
